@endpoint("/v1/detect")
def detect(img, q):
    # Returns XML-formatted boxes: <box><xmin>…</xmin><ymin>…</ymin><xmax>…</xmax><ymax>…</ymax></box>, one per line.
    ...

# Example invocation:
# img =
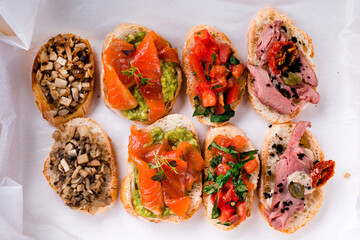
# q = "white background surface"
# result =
<box><xmin>0</xmin><ymin>0</ymin><xmax>359</xmax><ymax>239</ymax></box>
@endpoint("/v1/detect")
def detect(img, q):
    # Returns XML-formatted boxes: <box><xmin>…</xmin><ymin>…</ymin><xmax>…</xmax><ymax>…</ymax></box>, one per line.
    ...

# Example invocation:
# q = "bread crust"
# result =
<box><xmin>120</xmin><ymin>114</ymin><xmax>203</xmax><ymax>222</ymax></box>
<box><xmin>247</xmin><ymin>8</ymin><xmax>316</xmax><ymax>123</ymax></box>
<box><xmin>259</xmin><ymin>122</ymin><xmax>325</xmax><ymax>233</ymax></box>
<box><xmin>32</xmin><ymin>34</ymin><xmax>95</xmax><ymax>127</ymax></box>
<box><xmin>43</xmin><ymin>118</ymin><xmax>119</xmax><ymax>215</ymax></box>
<box><xmin>202</xmin><ymin>124</ymin><xmax>260</xmax><ymax>231</ymax></box>
<box><xmin>182</xmin><ymin>25</ymin><xmax>246</xmax><ymax>126</ymax></box>
<box><xmin>100</xmin><ymin>23</ymin><xmax>182</xmax><ymax>125</ymax></box>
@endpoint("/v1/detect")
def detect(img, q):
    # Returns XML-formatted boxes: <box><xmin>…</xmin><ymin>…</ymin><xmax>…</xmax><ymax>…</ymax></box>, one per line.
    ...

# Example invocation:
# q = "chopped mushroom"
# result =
<box><xmin>60</xmin><ymin>159</ymin><xmax>70</xmax><ymax>172</ymax></box>
<box><xmin>78</xmin><ymin>154</ymin><xmax>89</xmax><ymax>164</ymax></box>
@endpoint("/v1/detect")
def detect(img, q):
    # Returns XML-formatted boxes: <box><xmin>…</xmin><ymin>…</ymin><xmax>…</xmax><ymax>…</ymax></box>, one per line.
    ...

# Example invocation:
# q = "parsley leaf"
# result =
<box><xmin>210</xmin><ymin>105</ymin><xmax>235</xmax><ymax>123</ymax></box>
<box><xmin>210</xmin><ymin>155</ymin><xmax>222</xmax><ymax>168</ymax></box>
<box><xmin>228</xmin><ymin>55</ymin><xmax>240</xmax><ymax>65</ymax></box>
<box><xmin>217</xmin><ymin>222</ymin><xmax>231</xmax><ymax>226</ymax></box>
<box><xmin>232</xmin><ymin>177</ymin><xmax>248</xmax><ymax>201</ymax></box>
<box><xmin>211</xmin><ymin>197</ymin><xmax>220</xmax><ymax>219</ymax></box>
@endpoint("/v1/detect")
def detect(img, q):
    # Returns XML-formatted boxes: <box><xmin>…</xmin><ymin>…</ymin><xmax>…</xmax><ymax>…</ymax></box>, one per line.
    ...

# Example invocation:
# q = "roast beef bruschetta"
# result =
<box><xmin>203</xmin><ymin>124</ymin><xmax>260</xmax><ymax>231</ymax></box>
<box><xmin>259</xmin><ymin>121</ymin><xmax>335</xmax><ymax>233</ymax></box>
<box><xmin>183</xmin><ymin>25</ymin><xmax>246</xmax><ymax>126</ymax></box>
<box><xmin>120</xmin><ymin>114</ymin><xmax>205</xmax><ymax>222</ymax></box>
<box><xmin>101</xmin><ymin>24</ymin><xmax>182</xmax><ymax>124</ymax></box>
<box><xmin>247</xmin><ymin>8</ymin><xmax>320</xmax><ymax>123</ymax></box>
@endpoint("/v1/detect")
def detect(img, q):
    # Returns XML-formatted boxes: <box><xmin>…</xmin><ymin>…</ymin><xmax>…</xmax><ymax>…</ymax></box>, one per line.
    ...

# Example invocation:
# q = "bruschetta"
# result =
<box><xmin>101</xmin><ymin>24</ymin><xmax>182</xmax><ymax>124</ymax></box>
<box><xmin>183</xmin><ymin>25</ymin><xmax>246</xmax><ymax>126</ymax></box>
<box><xmin>247</xmin><ymin>8</ymin><xmax>320</xmax><ymax>123</ymax></box>
<box><xmin>43</xmin><ymin>118</ymin><xmax>119</xmax><ymax>214</ymax></box>
<box><xmin>120</xmin><ymin>114</ymin><xmax>204</xmax><ymax>222</ymax></box>
<box><xmin>259</xmin><ymin>121</ymin><xmax>335</xmax><ymax>233</ymax></box>
<box><xmin>203</xmin><ymin>124</ymin><xmax>260</xmax><ymax>230</ymax></box>
<box><xmin>32</xmin><ymin>34</ymin><xmax>95</xmax><ymax>127</ymax></box>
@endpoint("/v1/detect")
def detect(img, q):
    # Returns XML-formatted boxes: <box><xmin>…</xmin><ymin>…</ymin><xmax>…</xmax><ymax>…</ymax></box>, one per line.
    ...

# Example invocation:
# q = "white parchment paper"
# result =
<box><xmin>0</xmin><ymin>0</ymin><xmax>359</xmax><ymax>239</ymax></box>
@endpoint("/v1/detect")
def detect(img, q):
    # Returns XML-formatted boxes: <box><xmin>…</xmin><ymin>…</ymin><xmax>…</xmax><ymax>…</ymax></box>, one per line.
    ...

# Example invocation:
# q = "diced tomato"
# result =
<box><xmin>196</xmin><ymin>29</ymin><xmax>219</xmax><ymax>52</ymax></box>
<box><xmin>103</xmin><ymin>64</ymin><xmax>138</xmax><ymax>110</ymax></box>
<box><xmin>192</xmin><ymin>39</ymin><xmax>209</xmax><ymax>59</ymax></box>
<box><xmin>203</xmin><ymin>50</ymin><xmax>220</xmax><ymax>65</ymax></box>
<box><xmin>243</xmin><ymin>159</ymin><xmax>258</xmax><ymax>174</ymax></box>
<box><xmin>201</xmin><ymin>89</ymin><xmax>217</xmax><ymax>107</ymax></box>
<box><xmin>230</xmin><ymin>64</ymin><xmax>244</xmax><ymax>79</ymax></box>
<box><xmin>213</xmin><ymin>135</ymin><xmax>232</xmax><ymax>148</ymax></box>
<box><xmin>215</xmin><ymin>163</ymin><xmax>231</xmax><ymax>176</ymax></box>
<box><xmin>209</xmin><ymin>65</ymin><xmax>227</xmax><ymax>79</ymax></box>
<box><xmin>232</xmin><ymin>135</ymin><xmax>247</xmax><ymax>152</ymax></box>
<box><xmin>228</xmin><ymin>214</ymin><xmax>239</xmax><ymax>224</ymax></box>
<box><xmin>241</xmin><ymin>176</ymin><xmax>255</xmax><ymax>193</ymax></box>
<box><xmin>188</xmin><ymin>53</ymin><xmax>208</xmax><ymax>88</ymax></box>
<box><xmin>158</xmin><ymin>46</ymin><xmax>180</xmax><ymax>64</ymax></box>
<box><xmin>218</xmin><ymin>208</ymin><xmax>234</xmax><ymax>223</ymax></box>
<box><xmin>222</xmin><ymin>184</ymin><xmax>239</xmax><ymax>203</ymax></box>
<box><xmin>236</xmin><ymin>201</ymin><xmax>247</xmax><ymax>222</ymax></box>
<box><xmin>226</xmin><ymin>83</ymin><xmax>242</xmax><ymax>105</ymax></box>
<box><xmin>218</xmin><ymin>43</ymin><xmax>232</xmax><ymax>64</ymax></box>
<box><xmin>215</xmin><ymin>100</ymin><xmax>225</xmax><ymax>115</ymax></box>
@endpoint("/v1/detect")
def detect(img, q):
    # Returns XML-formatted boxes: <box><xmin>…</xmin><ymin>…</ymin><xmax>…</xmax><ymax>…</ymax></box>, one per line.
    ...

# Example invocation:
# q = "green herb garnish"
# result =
<box><xmin>210</xmin><ymin>105</ymin><xmax>235</xmax><ymax>123</ymax></box>
<box><xmin>149</xmin><ymin>152</ymin><xmax>179</xmax><ymax>182</ymax></box>
<box><xmin>210</xmin><ymin>155</ymin><xmax>222</xmax><ymax>168</ymax></box>
<box><xmin>211</xmin><ymin>197</ymin><xmax>220</xmax><ymax>219</ymax></box>
<box><xmin>228</xmin><ymin>54</ymin><xmax>240</xmax><ymax>65</ymax></box>
<box><xmin>122</xmin><ymin>67</ymin><xmax>153</xmax><ymax>87</ymax></box>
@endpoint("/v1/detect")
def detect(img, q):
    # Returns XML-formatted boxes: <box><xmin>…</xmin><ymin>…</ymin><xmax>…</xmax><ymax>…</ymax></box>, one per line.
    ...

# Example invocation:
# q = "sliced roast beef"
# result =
<box><xmin>264</xmin><ymin>121</ymin><xmax>312</xmax><ymax>230</ymax></box>
<box><xmin>256</xmin><ymin>20</ymin><xmax>286</xmax><ymax>66</ymax></box>
<box><xmin>293</xmin><ymin>51</ymin><xmax>318</xmax><ymax>87</ymax></box>
<box><xmin>247</xmin><ymin>63</ymin><xmax>299</xmax><ymax>115</ymax></box>
<box><xmin>268</xmin><ymin>67</ymin><xmax>320</xmax><ymax>104</ymax></box>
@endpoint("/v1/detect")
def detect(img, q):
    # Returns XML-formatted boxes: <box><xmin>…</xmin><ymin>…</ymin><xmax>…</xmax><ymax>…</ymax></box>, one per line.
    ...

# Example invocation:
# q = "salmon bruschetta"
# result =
<box><xmin>101</xmin><ymin>24</ymin><xmax>182</xmax><ymax>124</ymax></box>
<box><xmin>120</xmin><ymin>114</ymin><xmax>205</xmax><ymax>222</ymax></box>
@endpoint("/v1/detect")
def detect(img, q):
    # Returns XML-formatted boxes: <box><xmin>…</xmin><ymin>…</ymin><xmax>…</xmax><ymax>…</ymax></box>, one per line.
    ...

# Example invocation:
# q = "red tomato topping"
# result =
<box><xmin>268</xmin><ymin>41</ymin><xmax>298</xmax><ymax>75</ymax></box>
<box><xmin>243</xmin><ymin>159</ymin><xmax>258</xmax><ymax>174</ymax></box>
<box><xmin>230</xmin><ymin>64</ymin><xmax>244</xmax><ymax>79</ymax></box>
<box><xmin>218</xmin><ymin>43</ymin><xmax>232</xmax><ymax>64</ymax></box>
<box><xmin>201</xmin><ymin>89</ymin><xmax>217</xmax><ymax>107</ymax></box>
<box><xmin>310</xmin><ymin>160</ymin><xmax>335</xmax><ymax>188</ymax></box>
<box><xmin>226</xmin><ymin>83</ymin><xmax>242</xmax><ymax>105</ymax></box>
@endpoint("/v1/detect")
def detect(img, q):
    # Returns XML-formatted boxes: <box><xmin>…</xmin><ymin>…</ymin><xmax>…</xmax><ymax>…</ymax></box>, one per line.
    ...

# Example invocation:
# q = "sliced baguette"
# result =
<box><xmin>182</xmin><ymin>25</ymin><xmax>247</xmax><ymax>126</ymax></box>
<box><xmin>203</xmin><ymin>124</ymin><xmax>260</xmax><ymax>231</ymax></box>
<box><xmin>259</xmin><ymin>122</ymin><xmax>324</xmax><ymax>233</ymax></box>
<box><xmin>120</xmin><ymin>114</ymin><xmax>202</xmax><ymax>222</ymax></box>
<box><xmin>32</xmin><ymin>34</ymin><xmax>95</xmax><ymax>127</ymax></box>
<box><xmin>43</xmin><ymin>118</ymin><xmax>119</xmax><ymax>215</ymax></box>
<box><xmin>100</xmin><ymin>23</ymin><xmax>182</xmax><ymax>125</ymax></box>
<box><xmin>247</xmin><ymin>8</ymin><xmax>316</xmax><ymax>123</ymax></box>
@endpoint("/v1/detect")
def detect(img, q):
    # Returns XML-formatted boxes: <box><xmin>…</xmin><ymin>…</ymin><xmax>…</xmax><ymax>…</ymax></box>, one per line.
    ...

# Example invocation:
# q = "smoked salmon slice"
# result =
<box><xmin>103</xmin><ymin>64</ymin><xmax>137</xmax><ymax>110</ymax></box>
<box><xmin>158</xmin><ymin>46</ymin><xmax>180</xmax><ymax>64</ymax></box>
<box><xmin>103</xmin><ymin>39</ymin><xmax>136</xmax><ymax>88</ymax></box>
<box><xmin>133</xmin><ymin>157</ymin><xmax>164</xmax><ymax>216</ymax></box>
<box><xmin>130</xmin><ymin>31</ymin><xmax>165</xmax><ymax>122</ymax></box>
<box><xmin>164</xmin><ymin>196</ymin><xmax>191</xmax><ymax>217</ymax></box>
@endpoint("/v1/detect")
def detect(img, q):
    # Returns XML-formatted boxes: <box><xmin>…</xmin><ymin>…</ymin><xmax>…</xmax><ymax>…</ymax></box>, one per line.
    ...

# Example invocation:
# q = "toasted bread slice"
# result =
<box><xmin>120</xmin><ymin>114</ymin><xmax>203</xmax><ymax>222</ymax></box>
<box><xmin>247</xmin><ymin>8</ymin><xmax>316</xmax><ymax>123</ymax></box>
<box><xmin>43</xmin><ymin>118</ymin><xmax>119</xmax><ymax>215</ymax></box>
<box><xmin>32</xmin><ymin>34</ymin><xmax>95</xmax><ymax>127</ymax></box>
<box><xmin>203</xmin><ymin>124</ymin><xmax>260</xmax><ymax>231</ymax></box>
<box><xmin>259</xmin><ymin>122</ymin><xmax>324</xmax><ymax>233</ymax></box>
<box><xmin>100</xmin><ymin>23</ymin><xmax>182</xmax><ymax>125</ymax></box>
<box><xmin>182</xmin><ymin>25</ymin><xmax>247</xmax><ymax>126</ymax></box>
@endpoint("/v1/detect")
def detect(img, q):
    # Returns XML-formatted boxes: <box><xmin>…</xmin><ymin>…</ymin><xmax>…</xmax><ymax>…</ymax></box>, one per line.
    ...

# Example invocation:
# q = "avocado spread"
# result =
<box><xmin>131</xmin><ymin>127</ymin><xmax>197</xmax><ymax>217</ymax></box>
<box><xmin>122</xmin><ymin>33</ymin><xmax>178</xmax><ymax>122</ymax></box>
<box><xmin>125</xmin><ymin>31</ymin><xmax>147</xmax><ymax>48</ymax></box>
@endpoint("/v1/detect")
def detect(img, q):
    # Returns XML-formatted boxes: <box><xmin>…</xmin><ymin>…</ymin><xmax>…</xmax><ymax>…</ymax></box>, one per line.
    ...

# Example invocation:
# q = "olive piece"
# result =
<box><xmin>288</xmin><ymin>182</ymin><xmax>305</xmax><ymax>199</ymax></box>
<box><xmin>281</xmin><ymin>72</ymin><xmax>302</xmax><ymax>86</ymax></box>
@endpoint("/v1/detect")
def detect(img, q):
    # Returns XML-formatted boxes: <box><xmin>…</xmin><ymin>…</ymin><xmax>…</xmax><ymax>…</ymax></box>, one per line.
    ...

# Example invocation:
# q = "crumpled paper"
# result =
<box><xmin>0</xmin><ymin>0</ymin><xmax>359</xmax><ymax>239</ymax></box>
<box><xmin>0</xmin><ymin>0</ymin><xmax>41</xmax><ymax>50</ymax></box>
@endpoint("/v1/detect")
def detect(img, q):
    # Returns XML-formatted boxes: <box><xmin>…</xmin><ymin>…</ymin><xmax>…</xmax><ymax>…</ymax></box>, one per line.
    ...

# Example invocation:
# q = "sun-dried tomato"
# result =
<box><xmin>310</xmin><ymin>160</ymin><xmax>335</xmax><ymax>188</ymax></box>
<box><xmin>268</xmin><ymin>41</ymin><xmax>298</xmax><ymax>75</ymax></box>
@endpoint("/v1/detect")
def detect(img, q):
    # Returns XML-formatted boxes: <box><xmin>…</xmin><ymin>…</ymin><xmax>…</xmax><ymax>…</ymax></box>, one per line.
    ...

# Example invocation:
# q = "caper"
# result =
<box><xmin>281</xmin><ymin>72</ymin><xmax>302</xmax><ymax>86</ymax></box>
<box><xmin>288</xmin><ymin>182</ymin><xmax>305</xmax><ymax>199</ymax></box>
